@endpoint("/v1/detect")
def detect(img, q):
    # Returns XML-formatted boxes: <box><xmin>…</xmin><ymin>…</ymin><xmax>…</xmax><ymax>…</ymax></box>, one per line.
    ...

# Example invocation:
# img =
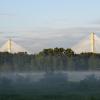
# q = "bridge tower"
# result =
<box><xmin>90</xmin><ymin>32</ymin><xmax>95</xmax><ymax>53</ymax></box>
<box><xmin>7</xmin><ymin>38</ymin><xmax>12</xmax><ymax>53</ymax></box>
<box><xmin>0</xmin><ymin>38</ymin><xmax>28</xmax><ymax>53</ymax></box>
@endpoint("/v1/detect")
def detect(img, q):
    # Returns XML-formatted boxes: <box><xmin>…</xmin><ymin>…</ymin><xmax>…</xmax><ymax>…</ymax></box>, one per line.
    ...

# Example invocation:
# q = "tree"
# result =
<box><xmin>64</xmin><ymin>48</ymin><xmax>74</xmax><ymax>57</ymax></box>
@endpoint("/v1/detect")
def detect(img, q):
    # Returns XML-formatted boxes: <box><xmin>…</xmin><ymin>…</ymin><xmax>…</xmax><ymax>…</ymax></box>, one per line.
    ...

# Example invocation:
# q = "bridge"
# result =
<box><xmin>0</xmin><ymin>39</ymin><xmax>28</xmax><ymax>53</ymax></box>
<box><xmin>0</xmin><ymin>32</ymin><xmax>100</xmax><ymax>54</ymax></box>
<box><xmin>72</xmin><ymin>33</ymin><xmax>100</xmax><ymax>54</ymax></box>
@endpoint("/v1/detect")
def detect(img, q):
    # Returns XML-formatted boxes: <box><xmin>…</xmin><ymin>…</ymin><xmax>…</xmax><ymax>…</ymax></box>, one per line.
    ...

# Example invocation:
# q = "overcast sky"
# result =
<box><xmin>0</xmin><ymin>0</ymin><xmax>100</xmax><ymax>53</ymax></box>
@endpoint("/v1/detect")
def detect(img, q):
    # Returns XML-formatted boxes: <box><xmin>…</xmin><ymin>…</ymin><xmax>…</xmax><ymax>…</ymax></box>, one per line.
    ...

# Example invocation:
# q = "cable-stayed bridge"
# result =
<box><xmin>0</xmin><ymin>33</ymin><xmax>100</xmax><ymax>54</ymax></box>
<box><xmin>0</xmin><ymin>39</ymin><xmax>28</xmax><ymax>53</ymax></box>
<box><xmin>72</xmin><ymin>33</ymin><xmax>100</xmax><ymax>54</ymax></box>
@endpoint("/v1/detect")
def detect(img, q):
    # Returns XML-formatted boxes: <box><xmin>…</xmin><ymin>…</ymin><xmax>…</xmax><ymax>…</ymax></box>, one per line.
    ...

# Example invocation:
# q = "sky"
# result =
<box><xmin>0</xmin><ymin>0</ymin><xmax>100</xmax><ymax>53</ymax></box>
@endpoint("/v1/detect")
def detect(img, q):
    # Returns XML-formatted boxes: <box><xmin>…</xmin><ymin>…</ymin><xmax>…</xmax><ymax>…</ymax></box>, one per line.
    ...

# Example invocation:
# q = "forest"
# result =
<box><xmin>0</xmin><ymin>47</ymin><xmax>100</xmax><ymax>71</ymax></box>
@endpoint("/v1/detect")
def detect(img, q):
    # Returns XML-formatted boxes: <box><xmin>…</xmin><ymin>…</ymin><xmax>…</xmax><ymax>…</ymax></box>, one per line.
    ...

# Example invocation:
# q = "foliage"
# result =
<box><xmin>0</xmin><ymin>48</ymin><xmax>100</xmax><ymax>71</ymax></box>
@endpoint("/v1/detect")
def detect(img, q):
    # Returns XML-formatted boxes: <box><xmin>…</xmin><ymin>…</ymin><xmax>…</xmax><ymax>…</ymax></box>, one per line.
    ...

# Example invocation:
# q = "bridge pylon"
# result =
<box><xmin>90</xmin><ymin>32</ymin><xmax>95</xmax><ymax>53</ymax></box>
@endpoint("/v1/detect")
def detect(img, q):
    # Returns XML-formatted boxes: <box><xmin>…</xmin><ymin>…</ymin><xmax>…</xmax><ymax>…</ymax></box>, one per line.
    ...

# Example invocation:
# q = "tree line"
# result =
<box><xmin>0</xmin><ymin>48</ymin><xmax>100</xmax><ymax>71</ymax></box>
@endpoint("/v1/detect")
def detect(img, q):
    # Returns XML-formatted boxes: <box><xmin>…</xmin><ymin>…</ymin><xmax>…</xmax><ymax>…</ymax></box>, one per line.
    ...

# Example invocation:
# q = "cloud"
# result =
<box><xmin>27</xmin><ymin>27</ymin><xmax>100</xmax><ymax>53</ymax></box>
<box><xmin>0</xmin><ymin>13</ymin><xmax>15</xmax><ymax>17</ymax></box>
<box><xmin>0</xmin><ymin>26</ymin><xmax>100</xmax><ymax>53</ymax></box>
<box><xmin>89</xmin><ymin>19</ymin><xmax>100</xmax><ymax>25</ymax></box>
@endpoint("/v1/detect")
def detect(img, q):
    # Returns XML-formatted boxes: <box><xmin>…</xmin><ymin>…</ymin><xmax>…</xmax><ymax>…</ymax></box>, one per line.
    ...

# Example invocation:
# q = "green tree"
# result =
<box><xmin>64</xmin><ymin>48</ymin><xmax>74</xmax><ymax>57</ymax></box>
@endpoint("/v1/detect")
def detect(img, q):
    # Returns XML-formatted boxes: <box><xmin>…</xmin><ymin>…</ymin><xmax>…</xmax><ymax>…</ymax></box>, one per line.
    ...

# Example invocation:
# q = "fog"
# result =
<box><xmin>0</xmin><ymin>71</ymin><xmax>100</xmax><ymax>98</ymax></box>
<box><xmin>0</xmin><ymin>71</ymin><xmax>100</xmax><ymax>82</ymax></box>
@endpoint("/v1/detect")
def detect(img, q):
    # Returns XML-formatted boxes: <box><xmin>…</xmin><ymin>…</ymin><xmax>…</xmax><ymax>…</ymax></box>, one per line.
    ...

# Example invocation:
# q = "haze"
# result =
<box><xmin>0</xmin><ymin>0</ymin><xmax>100</xmax><ymax>53</ymax></box>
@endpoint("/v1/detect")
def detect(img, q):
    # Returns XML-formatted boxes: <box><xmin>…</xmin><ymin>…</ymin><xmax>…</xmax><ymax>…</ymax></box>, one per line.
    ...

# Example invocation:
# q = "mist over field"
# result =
<box><xmin>0</xmin><ymin>71</ymin><xmax>99</xmax><ymax>92</ymax></box>
<box><xmin>1</xmin><ymin>71</ymin><xmax>100</xmax><ymax>82</ymax></box>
